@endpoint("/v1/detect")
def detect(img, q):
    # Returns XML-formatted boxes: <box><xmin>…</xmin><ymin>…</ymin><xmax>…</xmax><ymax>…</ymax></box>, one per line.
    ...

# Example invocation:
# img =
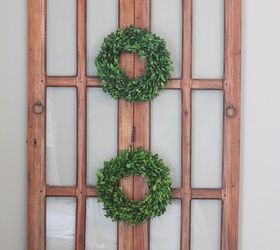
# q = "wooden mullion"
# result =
<box><xmin>118</xmin><ymin>0</ymin><xmax>135</xmax><ymax>249</ymax></box>
<box><xmin>46</xmin><ymin>186</ymin><xmax>99</xmax><ymax>198</ymax></box>
<box><xmin>191</xmin><ymin>188</ymin><xmax>222</xmax><ymax>199</ymax></box>
<box><xmin>28</xmin><ymin>0</ymin><xmax>46</xmax><ymax>249</ymax></box>
<box><xmin>166</xmin><ymin>79</ymin><xmax>182</xmax><ymax>89</ymax></box>
<box><xmin>76</xmin><ymin>85</ymin><xmax>86</xmax><ymax>250</ymax></box>
<box><xmin>171</xmin><ymin>188</ymin><xmax>182</xmax><ymax>199</ymax></box>
<box><xmin>86</xmin><ymin>78</ymin><xmax>181</xmax><ymax>89</ymax></box>
<box><xmin>76</xmin><ymin>0</ymin><xmax>87</xmax><ymax>249</ymax></box>
<box><xmin>222</xmin><ymin>0</ymin><xmax>242</xmax><ymax>249</ymax></box>
<box><xmin>181</xmin><ymin>0</ymin><xmax>192</xmax><ymax>250</ymax></box>
<box><xmin>86</xmin><ymin>77</ymin><xmax>101</xmax><ymax>86</ymax></box>
<box><xmin>46</xmin><ymin>186</ymin><xmax>76</xmax><ymax>196</ymax></box>
<box><xmin>46</xmin><ymin>76</ymin><xmax>77</xmax><ymax>87</ymax></box>
<box><xmin>86</xmin><ymin>187</ymin><xmax>98</xmax><ymax>197</ymax></box>
<box><xmin>77</xmin><ymin>0</ymin><xmax>86</xmax><ymax>78</ymax></box>
<box><xmin>191</xmin><ymin>79</ymin><xmax>223</xmax><ymax>90</ymax></box>
<box><xmin>133</xmin><ymin>1</ymin><xmax>150</xmax><ymax>249</ymax></box>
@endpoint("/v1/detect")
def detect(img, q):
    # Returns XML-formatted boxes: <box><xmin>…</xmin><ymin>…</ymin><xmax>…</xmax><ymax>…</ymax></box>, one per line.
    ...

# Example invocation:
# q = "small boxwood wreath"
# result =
<box><xmin>96</xmin><ymin>148</ymin><xmax>172</xmax><ymax>225</ymax></box>
<box><xmin>95</xmin><ymin>26</ymin><xmax>173</xmax><ymax>103</ymax></box>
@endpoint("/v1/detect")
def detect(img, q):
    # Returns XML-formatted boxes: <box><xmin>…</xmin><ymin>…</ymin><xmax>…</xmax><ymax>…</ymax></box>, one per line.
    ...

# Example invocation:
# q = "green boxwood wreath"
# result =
<box><xmin>96</xmin><ymin>148</ymin><xmax>172</xmax><ymax>225</ymax></box>
<box><xmin>95</xmin><ymin>26</ymin><xmax>173</xmax><ymax>103</ymax></box>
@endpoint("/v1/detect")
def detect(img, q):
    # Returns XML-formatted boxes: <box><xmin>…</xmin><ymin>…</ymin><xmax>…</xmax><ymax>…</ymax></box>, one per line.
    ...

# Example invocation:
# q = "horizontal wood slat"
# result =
<box><xmin>171</xmin><ymin>188</ymin><xmax>182</xmax><ymax>199</ymax></box>
<box><xmin>47</xmin><ymin>76</ymin><xmax>76</xmax><ymax>86</ymax></box>
<box><xmin>167</xmin><ymin>79</ymin><xmax>181</xmax><ymax>89</ymax></box>
<box><xmin>191</xmin><ymin>188</ymin><xmax>222</xmax><ymax>199</ymax></box>
<box><xmin>46</xmin><ymin>186</ymin><xmax>76</xmax><ymax>196</ymax></box>
<box><xmin>86</xmin><ymin>187</ymin><xmax>98</xmax><ymax>196</ymax></box>
<box><xmin>47</xmin><ymin>77</ymin><xmax>223</xmax><ymax>90</ymax></box>
<box><xmin>47</xmin><ymin>77</ymin><xmax>181</xmax><ymax>89</ymax></box>
<box><xmin>191</xmin><ymin>79</ymin><xmax>223</xmax><ymax>90</ymax></box>
<box><xmin>87</xmin><ymin>77</ymin><xmax>101</xmax><ymax>86</ymax></box>
<box><xmin>45</xmin><ymin>186</ymin><xmax>184</xmax><ymax>199</ymax></box>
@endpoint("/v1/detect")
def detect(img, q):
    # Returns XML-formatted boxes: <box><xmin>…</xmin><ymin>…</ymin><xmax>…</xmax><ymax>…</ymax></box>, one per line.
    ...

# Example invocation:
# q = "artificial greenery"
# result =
<box><xmin>96</xmin><ymin>148</ymin><xmax>172</xmax><ymax>225</ymax></box>
<box><xmin>95</xmin><ymin>26</ymin><xmax>173</xmax><ymax>103</ymax></box>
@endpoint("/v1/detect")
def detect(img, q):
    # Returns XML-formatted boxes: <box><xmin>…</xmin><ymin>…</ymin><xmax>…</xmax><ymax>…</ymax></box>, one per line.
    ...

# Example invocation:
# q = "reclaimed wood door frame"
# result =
<box><xmin>28</xmin><ymin>0</ymin><xmax>241</xmax><ymax>249</ymax></box>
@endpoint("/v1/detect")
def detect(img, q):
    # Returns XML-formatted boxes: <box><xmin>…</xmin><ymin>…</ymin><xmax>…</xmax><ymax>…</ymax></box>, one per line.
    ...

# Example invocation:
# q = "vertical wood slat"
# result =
<box><xmin>133</xmin><ymin>1</ymin><xmax>150</xmax><ymax>250</ymax></box>
<box><xmin>118</xmin><ymin>0</ymin><xmax>135</xmax><ymax>249</ymax></box>
<box><xmin>28</xmin><ymin>0</ymin><xmax>46</xmax><ymax>249</ymax></box>
<box><xmin>181</xmin><ymin>0</ymin><xmax>192</xmax><ymax>249</ymax></box>
<box><xmin>222</xmin><ymin>0</ymin><xmax>242</xmax><ymax>249</ymax></box>
<box><xmin>76</xmin><ymin>0</ymin><xmax>87</xmax><ymax>249</ymax></box>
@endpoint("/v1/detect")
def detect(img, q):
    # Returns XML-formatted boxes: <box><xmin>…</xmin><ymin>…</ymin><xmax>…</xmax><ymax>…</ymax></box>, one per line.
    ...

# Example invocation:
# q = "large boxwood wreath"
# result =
<box><xmin>96</xmin><ymin>148</ymin><xmax>172</xmax><ymax>225</ymax></box>
<box><xmin>95</xmin><ymin>26</ymin><xmax>173</xmax><ymax>103</ymax></box>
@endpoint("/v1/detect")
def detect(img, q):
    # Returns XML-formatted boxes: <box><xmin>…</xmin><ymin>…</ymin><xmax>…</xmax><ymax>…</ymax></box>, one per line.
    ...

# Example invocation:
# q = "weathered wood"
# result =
<box><xmin>191</xmin><ymin>79</ymin><xmax>223</xmax><ymax>90</ymax></box>
<box><xmin>191</xmin><ymin>188</ymin><xmax>222</xmax><ymax>199</ymax></box>
<box><xmin>166</xmin><ymin>79</ymin><xmax>182</xmax><ymax>89</ymax></box>
<box><xmin>133</xmin><ymin>0</ymin><xmax>150</xmax><ymax>249</ymax></box>
<box><xmin>171</xmin><ymin>188</ymin><xmax>182</xmax><ymax>199</ymax></box>
<box><xmin>222</xmin><ymin>0</ymin><xmax>242</xmax><ymax>249</ymax></box>
<box><xmin>76</xmin><ymin>0</ymin><xmax>87</xmax><ymax>249</ymax></box>
<box><xmin>118</xmin><ymin>0</ymin><xmax>135</xmax><ymax>249</ymax></box>
<box><xmin>28</xmin><ymin>0</ymin><xmax>46</xmax><ymax>249</ymax></box>
<box><xmin>86</xmin><ymin>187</ymin><xmax>98</xmax><ymax>197</ymax></box>
<box><xmin>181</xmin><ymin>0</ymin><xmax>192</xmax><ymax>249</ymax></box>
<box><xmin>87</xmin><ymin>77</ymin><xmax>101</xmax><ymax>86</ymax></box>
<box><xmin>87</xmin><ymin>77</ymin><xmax>181</xmax><ymax>89</ymax></box>
<box><xmin>75</xmin><ymin>85</ymin><xmax>87</xmax><ymax>250</ymax></box>
<box><xmin>47</xmin><ymin>76</ymin><xmax>76</xmax><ymax>87</ymax></box>
<box><xmin>46</xmin><ymin>186</ymin><xmax>76</xmax><ymax>196</ymax></box>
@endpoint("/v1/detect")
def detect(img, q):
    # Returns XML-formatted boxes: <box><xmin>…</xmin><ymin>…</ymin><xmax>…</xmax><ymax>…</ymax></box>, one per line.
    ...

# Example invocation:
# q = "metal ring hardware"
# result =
<box><xmin>32</xmin><ymin>101</ymin><xmax>44</xmax><ymax>115</ymax></box>
<box><xmin>226</xmin><ymin>105</ymin><xmax>237</xmax><ymax>118</ymax></box>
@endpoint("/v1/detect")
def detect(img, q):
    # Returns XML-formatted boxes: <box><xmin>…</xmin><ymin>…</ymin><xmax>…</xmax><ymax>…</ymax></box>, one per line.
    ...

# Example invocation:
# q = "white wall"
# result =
<box><xmin>0</xmin><ymin>0</ymin><xmax>280</xmax><ymax>249</ymax></box>
<box><xmin>0</xmin><ymin>0</ymin><xmax>27</xmax><ymax>249</ymax></box>
<box><xmin>240</xmin><ymin>0</ymin><xmax>280</xmax><ymax>249</ymax></box>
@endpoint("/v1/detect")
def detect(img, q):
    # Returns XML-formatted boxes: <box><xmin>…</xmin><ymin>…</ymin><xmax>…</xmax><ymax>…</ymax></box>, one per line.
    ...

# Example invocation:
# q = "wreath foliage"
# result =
<box><xmin>96</xmin><ymin>148</ymin><xmax>172</xmax><ymax>225</ymax></box>
<box><xmin>95</xmin><ymin>26</ymin><xmax>173</xmax><ymax>103</ymax></box>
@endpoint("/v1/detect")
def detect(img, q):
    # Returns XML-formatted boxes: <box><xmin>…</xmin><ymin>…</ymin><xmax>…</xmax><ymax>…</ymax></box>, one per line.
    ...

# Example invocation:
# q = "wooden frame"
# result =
<box><xmin>28</xmin><ymin>0</ymin><xmax>241</xmax><ymax>249</ymax></box>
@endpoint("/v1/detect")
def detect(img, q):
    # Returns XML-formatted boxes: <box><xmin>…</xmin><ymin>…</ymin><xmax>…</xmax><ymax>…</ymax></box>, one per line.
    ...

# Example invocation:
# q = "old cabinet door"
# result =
<box><xmin>28</xmin><ymin>0</ymin><xmax>241</xmax><ymax>249</ymax></box>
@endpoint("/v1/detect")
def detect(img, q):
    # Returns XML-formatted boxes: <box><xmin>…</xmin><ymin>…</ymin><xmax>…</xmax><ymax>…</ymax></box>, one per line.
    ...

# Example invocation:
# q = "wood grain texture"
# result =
<box><xmin>167</xmin><ymin>79</ymin><xmax>182</xmax><ymax>89</ymax></box>
<box><xmin>86</xmin><ymin>187</ymin><xmax>98</xmax><ymax>197</ymax></box>
<box><xmin>46</xmin><ymin>76</ymin><xmax>76</xmax><ymax>86</ymax></box>
<box><xmin>28</xmin><ymin>0</ymin><xmax>46</xmax><ymax>249</ymax></box>
<box><xmin>171</xmin><ymin>188</ymin><xmax>182</xmax><ymax>199</ymax></box>
<box><xmin>181</xmin><ymin>0</ymin><xmax>192</xmax><ymax>249</ymax></box>
<box><xmin>86</xmin><ymin>77</ymin><xmax>101</xmax><ymax>86</ymax></box>
<box><xmin>76</xmin><ymin>0</ymin><xmax>87</xmax><ymax>249</ymax></box>
<box><xmin>191</xmin><ymin>188</ymin><xmax>222</xmax><ymax>199</ymax></box>
<box><xmin>222</xmin><ymin>0</ymin><xmax>242</xmax><ymax>249</ymax></box>
<box><xmin>47</xmin><ymin>76</ymin><xmax>181</xmax><ymax>90</ymax></box>
<box><xmin>42</xmin><ymin>185</ymin><xmax>223</xmax><ymax>199</ymax></box>
<box><xmin>118</xmin><ymin>0</ymin><xmax>135</xmax><ymax>249</ymax></box>
<box><xmin>46</xmin><ymin>186</ymin><xmax>76</xmax><ymax>196</ymax></box>
<box><xmin>191</xmin><ymin>79</ymin><xmax>223</xmax><ymax>90</ymax></box>
<box><xmin>133</xmin><ymin>0</ymin><xmax>150</xmax><ymax>249</ymax></box>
